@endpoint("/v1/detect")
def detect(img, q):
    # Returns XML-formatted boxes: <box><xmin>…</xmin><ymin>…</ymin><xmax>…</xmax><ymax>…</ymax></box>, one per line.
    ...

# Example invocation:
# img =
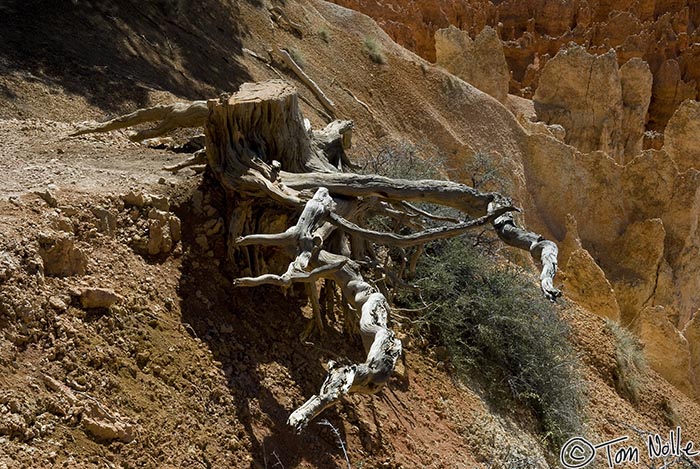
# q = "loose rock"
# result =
<box><xmin>79</xmin><ymin>287</ymin><xmax>120</xmax><ymax>309</ymax></box>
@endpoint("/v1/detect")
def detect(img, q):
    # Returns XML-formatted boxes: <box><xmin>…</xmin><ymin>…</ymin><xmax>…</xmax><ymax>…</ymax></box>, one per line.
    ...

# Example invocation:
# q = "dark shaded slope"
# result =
<box><xmin>0</xmin><ymin>0</ymin><xmax>251</xmax><ymax>113</ymax></box>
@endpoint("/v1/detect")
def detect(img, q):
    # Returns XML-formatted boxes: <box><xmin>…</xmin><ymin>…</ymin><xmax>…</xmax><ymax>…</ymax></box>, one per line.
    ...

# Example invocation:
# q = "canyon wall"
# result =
<box><xmin>331</xmin><ymin>0</ymin><xmax>700</xmax><ymax>133</ymax></box>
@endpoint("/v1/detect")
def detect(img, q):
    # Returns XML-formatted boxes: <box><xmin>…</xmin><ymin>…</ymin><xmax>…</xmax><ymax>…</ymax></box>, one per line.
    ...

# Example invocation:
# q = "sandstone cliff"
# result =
<box><xmin>435</xmin><ymin>25</ymin><xmax>509</xmax><ymax>103</ymax></box>
<box><xmin>331</xmin><ymin>0</ymin><xmax>700</xmax><ymax>133</ymax></box>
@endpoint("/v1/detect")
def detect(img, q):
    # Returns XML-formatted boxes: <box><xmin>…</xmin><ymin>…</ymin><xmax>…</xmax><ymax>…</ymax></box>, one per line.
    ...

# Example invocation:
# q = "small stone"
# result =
<box><xmin>204</xmin><ymin>205</ymin><xmax>218</xmax><ymax>217</ymax></box>
<box><xmin>48</xmin><ymin>296</ymin><xmax>68</xmax><ymax>312</ymax></box>
<box><xmin>60</xmin><ymin>206</ymin><xmax>79</xmax><ymax>216</ymax></box>
<box><xmin>0</xmin><ymin>251</ymin><xmax>19</xmax><ymax>282</ymax></box>
<box><xmin>195</xmin><ymin>235</ymin><xmax>209</xmax><ymax>251</ymax></box>
<box><xmin>122</xmin><ymin>190</ymin><xmax>147</xmax><ymax>208</ymax></box>
<box><xmin>191</xmin><ymin>190</ymin><xmax>204</xmax><ymax>214</ymax></box>
<box><xmin>51</xmin><ymin>216</ymin><xmax>74</xmax><ymax>234</ymax></box>
<box><xmin>8</xmin><ymin>196</ymin><xmax>23</xmax><ymax>207</ymax></box>
<box><xmin>37</xmin><ymin>231</ymin><xmax>87</xmax><ymax>277</ymax></box>
<box><xmin>150</xmin><ymin>195</ymin><xmax>170</xmax><ymax>212</ymax></box>
<box><xmin>36</xmin><ymin>189</ymin><xmax>58</xmax><ymax>208</ymax></box>
<box><xmin>91</xmin><ymin>207</ymin><xmax>117</xmax><ymax>236</ymax></box>
<box><xmin>80</xmin><ymin>288</ymin><xmax>120</xmax><ymax>309</ymax></box>
<box><xmin>169</xmin><ymin>215</ymin><xmax>182</xmax><ymax>243</ymax></box>
<box><xmin>142</xmin><ymin>136</ymin><xmax>174</xmax><ymax>149</ymax></box>
<box><xmin>204</xmin><ymin>218</ymin><xmax>223</xmax><ymax>236</ymax></box>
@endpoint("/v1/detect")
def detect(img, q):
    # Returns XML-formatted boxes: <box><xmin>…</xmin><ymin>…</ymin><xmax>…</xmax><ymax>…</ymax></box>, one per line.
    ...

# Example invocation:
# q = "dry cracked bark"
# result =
<box><xmin>72</xmin><ymin>78</ymin><xmax>561</xmax><ymax>430</ymax></box>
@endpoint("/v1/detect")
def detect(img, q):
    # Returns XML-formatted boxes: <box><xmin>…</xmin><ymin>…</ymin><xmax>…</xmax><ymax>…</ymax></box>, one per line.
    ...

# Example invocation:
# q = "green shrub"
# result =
<box><xmin>401</xmin><ymin>238</ymin><xmax>583</xmax><ymax>448</ymax></box>
<box><xmin>360</xmin><ymin>141</ymin><xmax>445</xmax><ymax>180</ymax></box>
<box><xmin>318</xmin><ymin>29</ymin><xmax>330</xmax><ymax>43</ymax></box>
<box><xmin>287</xmin><ymin>47</ymin><xmax>306</xmax><ymax>69</ymax></box>
<box><xmin>606</xmin><ymin>319</ymin><xmax>646</xmax><ymax>403</ymax></box>
<box><xmin>362</xmin><ymin>142</ymin><xmax>584</xmax><ymax>447</ymax></box>
<box><xmin>363</xmin><ymin>36</ymin><xmax>387</xmax><ymax>64</ymax></box>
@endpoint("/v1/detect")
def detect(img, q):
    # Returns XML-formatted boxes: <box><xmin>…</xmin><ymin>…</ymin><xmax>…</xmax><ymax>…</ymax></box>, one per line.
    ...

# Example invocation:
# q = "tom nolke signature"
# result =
<box><xmin>560</xmin><ymin>427</ymin><xmax>699</xmax><ymax>468</ymax></box>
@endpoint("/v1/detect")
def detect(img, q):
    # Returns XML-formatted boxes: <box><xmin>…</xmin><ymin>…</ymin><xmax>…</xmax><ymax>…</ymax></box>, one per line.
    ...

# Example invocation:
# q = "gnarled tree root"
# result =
<box><xmin>72</xmin><ymin>79</ymin><xmax>562</xmax><ymax>430</ymax></box>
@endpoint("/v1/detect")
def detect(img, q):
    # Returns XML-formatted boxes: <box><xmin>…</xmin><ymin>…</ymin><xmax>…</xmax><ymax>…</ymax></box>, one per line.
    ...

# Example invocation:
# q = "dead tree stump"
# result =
<box><xmin>72</xmin><ymin>78</ymin><xmax>562</xmax><ymax>430</ymax></box>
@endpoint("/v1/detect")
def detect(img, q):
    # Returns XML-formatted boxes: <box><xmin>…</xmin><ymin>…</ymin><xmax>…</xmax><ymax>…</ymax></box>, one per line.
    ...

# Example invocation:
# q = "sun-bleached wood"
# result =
<box><xmin>234</xmin><ymin>188</ymin><xmax>402</xmax><ymax>430</ymax></box>
<box><xmin>70</xmin><ymin>101</ymin><xmax>208</xmax><ymax>142</ymax></box>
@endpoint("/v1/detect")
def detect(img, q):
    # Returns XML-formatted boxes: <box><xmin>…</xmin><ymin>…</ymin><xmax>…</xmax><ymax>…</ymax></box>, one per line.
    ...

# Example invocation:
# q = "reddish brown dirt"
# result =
<box><xmin>1</xmin><ymin>1</ymin><xmax>700</xmax><ymax>468</ymax></box>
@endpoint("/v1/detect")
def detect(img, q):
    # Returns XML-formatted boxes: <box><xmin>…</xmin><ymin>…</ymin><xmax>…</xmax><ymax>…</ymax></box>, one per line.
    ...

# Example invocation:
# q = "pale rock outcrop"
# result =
<box><xmin>683</xmin><ymin>313</ymin><xmax>700</xmax><ymax>397</ymax></box>
<box><xmin>523</xmin><ymin>133</ymin><xmax>625</xmax><ymax>254</ymax></box>
<box><xmin>663</xmin><ymin>99</ymin><xmax>700</xmax><ymax>172</ymax></box>
<box><xmin>563</xmin><ymin>248</ymin><xmax>621</xmax><ymax>321</ymax></box>
<box><xmin>37</xmin><ymin>231</ymin><xmax>88</xmax><ymax>277</ymax></box>
<box><xmin>558</xmin><ymin>213</ymin><xmax>583</xmax><ymax>271</ymax></box>
<box><xmin>523</xmin><ymin>127</ymin><xmax>700</xmax><ymax>396</ymax></box>
<box><xmin>507</xmin><ymin>94</ymin><xmax>567</xmax><ymax>140</ymax></box>
<box><xmin>533</xmin><ymin>45</ymin><xmax>651</xmax><ymax>162</ymax></box>
<box><xmin>607</xmin><ymin>219</ymin><xmax>666</xmax><ymax>325</ymax></box>
<box><xmin>559</xmin><ymin>214</ymin><xmax>620</xmax><ymax>321</ymax></box>
<box><xmin>335</xmin><ymin>0</ymin><xmax>698</xmax><ymax>131</ymax></box>
<box><xmin>662</xmin><ymin>169</ymin><xmax>700</xmax><ymax>326</ymax></box>
<box><xmin>649</xmin><ymin>59</ymin><xmax>696</xmax><ymax>132</ymax></box>
<box><xmin>435</xmin><ymin>25</ymin><xmax>509</xmax><ymax>103</ymax></box>
<box><xmin>638</xmin><ymin>305</ymin><xmax>693</xmax><ymax>397</ymax></box>
<box><xmin>621</xmin><ymin>149</ymin><xmax>677</xmax><ymax>223</ymax></box>
<box><xmin>533</xmin><ymin>45</ymin><xmax>623</xmax><ymax>158</ymax></box>
<box><xmin>619</xmin><ymin>58</ymin><xmax>653</xmax><ymax>162</ymax></box>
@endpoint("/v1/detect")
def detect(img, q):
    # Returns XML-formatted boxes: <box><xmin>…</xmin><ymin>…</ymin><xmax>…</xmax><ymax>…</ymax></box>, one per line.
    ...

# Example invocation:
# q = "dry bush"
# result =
<box><xmin>363</xmin><ymin>36</ymin><xmax>387</xmax><ymax>64</ymax></box>
<box><xmin>606</xmin><ymin>319</ymin><xmax>646</xmax><ymax>404</ymax></box>
<box><xmin>402</xmin><ymin>238</ymin><xmax>584</xmax><ymax>448</ymax></box>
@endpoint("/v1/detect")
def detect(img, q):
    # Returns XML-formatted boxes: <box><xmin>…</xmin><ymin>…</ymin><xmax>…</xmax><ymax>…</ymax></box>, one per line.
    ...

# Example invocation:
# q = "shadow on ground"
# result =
<box><xmin>0</xmin><ymin>0</ymin><xmax>251</xmax><ymax>114</ymax></box>
<box><xmin>173</xmin><ymin>177</ymin><xmax>368</xmax><ymax>467</ymax></box>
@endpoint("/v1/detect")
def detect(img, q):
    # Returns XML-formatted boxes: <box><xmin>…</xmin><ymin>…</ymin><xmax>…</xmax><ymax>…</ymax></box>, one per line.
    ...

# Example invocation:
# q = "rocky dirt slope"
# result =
<box><xmin>2</xmin><ymin>0</ymin><xmax>700</xmax><ymax>468</ymax></box>
<box><xmin>324</xmin><ymin>0</ymin><xmax>700</xmax><ymax>402</ymax></box>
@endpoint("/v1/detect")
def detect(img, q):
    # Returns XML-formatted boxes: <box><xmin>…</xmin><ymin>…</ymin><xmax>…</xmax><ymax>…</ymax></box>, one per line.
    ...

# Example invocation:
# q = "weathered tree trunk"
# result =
<box><xmin>71</xmin><ymin>78</ymin><xmax>561</xmax><ymax>430</ymax></box>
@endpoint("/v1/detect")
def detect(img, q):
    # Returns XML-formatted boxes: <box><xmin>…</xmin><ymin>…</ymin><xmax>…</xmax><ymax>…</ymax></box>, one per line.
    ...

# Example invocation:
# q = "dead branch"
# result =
<box><xmin>327</xmin><ymin>205</ymin><xmax>514</xmax><ymax>248</ymax></box>
<box><xmin>272</xmin><ymin>46</ymin><xmax>336</xmax><ymax>118</ymax></box>
<box><xmin>162</xmin><ymin>148</ymin><xmax>207</xmax><ymax>172</ymax></box>
<box><xmin>269</xmin><ymin>6</ymin><xmax>304</xmax><ymax>36</ymax></box>
<box><xmin>70</xmin><ymin>101</ymin><xmax>208</xmax><ymax>142</ymax></box>
<box><xmin>232</xmin><ymin>188</ymin><xmax>402</xmax><ymax>430</ymax></box>
<box><xmin>491</xmin><ymin>209</ymin><xmax>561</xmax><ymax>301</ymax></box>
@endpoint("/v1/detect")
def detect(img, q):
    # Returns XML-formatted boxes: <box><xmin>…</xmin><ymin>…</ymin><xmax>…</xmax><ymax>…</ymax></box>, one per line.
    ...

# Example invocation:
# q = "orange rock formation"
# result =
<box><xmin>331</xmin><ymin>0</ymin><xmax>700</xmax><ymax>132</ymax></box>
